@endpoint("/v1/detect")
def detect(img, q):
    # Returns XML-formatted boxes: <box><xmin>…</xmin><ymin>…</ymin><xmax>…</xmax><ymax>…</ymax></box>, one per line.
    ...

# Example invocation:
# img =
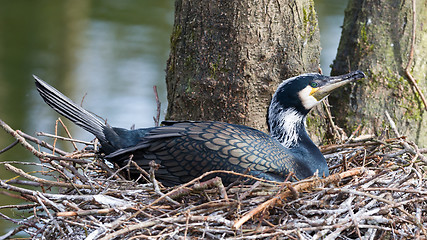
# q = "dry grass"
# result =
<box><xmin>0</xmin><ymin>118</ymin><xmax>426</xmax><ymax>239</ymax></box>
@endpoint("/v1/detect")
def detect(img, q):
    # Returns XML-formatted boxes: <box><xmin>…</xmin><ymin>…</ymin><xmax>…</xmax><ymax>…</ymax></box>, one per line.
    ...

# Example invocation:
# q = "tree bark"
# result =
<box><xmin>165</xmin><ymin>0</ymin><xmax>320</xmax><ymax>132</ymax></box>
<box><xmin>331</xmin><ymin>0</ymin><xmax>427</xmax><ymax>146</ymax></box>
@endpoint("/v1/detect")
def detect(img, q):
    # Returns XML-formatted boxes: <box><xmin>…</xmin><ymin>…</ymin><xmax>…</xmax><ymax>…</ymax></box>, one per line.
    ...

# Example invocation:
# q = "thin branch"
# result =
<box><xmin>149</xmin><ymin>160</ymin><xmax>179</xmax><ymax>205</ymax></box>
<box><xmin>4</xmin><ymin>163</ymin><xmax>97</xmax><ymax>189</ymax></box>
<box><xmin>17</xmin><ymin>130</ymin><xmax>69</xmax><ymax>156</ymax></box>
<box><xmin>56</xmin><ymin>118</ymin><xmax>78</xmax><ymax>150</ymax></box>
<box><xmin>0</xmin><ymin>118</ymin><xmax>90</xmax><ymax>164</ymax></box>
<box><xmin>233</xmin><ymin>168</ymin><xmax>365</xmax><ymax>229</ymax></box>
<box><xmin>37</xmin><ymin>131</ymin><xmax>94</xmax><ymax>145</ymax></box>
<box><xmin>153</xmin><ymin>85</ymin><xmax>161</xmax><ymax>127</ymax></box>
<box><xmin>0</xmin><ymin>139</ymin><xmax>18</xmax><ymax>154</ymax></box>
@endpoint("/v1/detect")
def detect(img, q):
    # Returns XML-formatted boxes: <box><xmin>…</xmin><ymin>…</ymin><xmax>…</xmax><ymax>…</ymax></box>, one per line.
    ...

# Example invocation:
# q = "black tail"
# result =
<box><xmin>34</xmin><ymin>75</ymin><xmax>108</xmax><ymax>143</ymax></box>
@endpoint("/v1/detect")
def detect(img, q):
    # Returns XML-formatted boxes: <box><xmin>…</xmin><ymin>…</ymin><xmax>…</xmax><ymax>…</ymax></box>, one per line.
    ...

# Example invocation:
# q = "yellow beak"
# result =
<box><xmin>311</xmin><ymin>70</ymin><xmax>366</xmax><ymax>101</ymax></box>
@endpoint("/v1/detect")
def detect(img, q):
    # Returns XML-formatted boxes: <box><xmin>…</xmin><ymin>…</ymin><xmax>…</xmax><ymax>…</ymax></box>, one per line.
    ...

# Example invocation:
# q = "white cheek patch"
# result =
<box><xmin>298</xmin><ymin>86</ymin><xmax>320</xmax><ymax>109</ymax></box>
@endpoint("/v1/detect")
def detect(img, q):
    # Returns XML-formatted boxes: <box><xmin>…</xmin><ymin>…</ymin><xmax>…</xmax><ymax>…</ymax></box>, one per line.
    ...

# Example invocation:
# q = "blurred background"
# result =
<box><xmin>0</xmin><ymin>0</ymin><xmax>347</xmax><ymax>235</ymax></box>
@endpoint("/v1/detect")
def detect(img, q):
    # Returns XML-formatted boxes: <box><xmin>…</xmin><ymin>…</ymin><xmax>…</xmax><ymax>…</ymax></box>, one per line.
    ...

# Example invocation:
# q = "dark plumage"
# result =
<box><xmin>34</xmin><ymin>70</ymin><xmax>365</xmax><ymax>186</ymax></box>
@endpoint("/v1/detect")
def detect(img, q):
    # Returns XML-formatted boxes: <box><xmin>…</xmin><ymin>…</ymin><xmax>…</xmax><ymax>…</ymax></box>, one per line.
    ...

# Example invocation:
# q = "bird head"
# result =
<box><xmin>268</xmin><ymin>70</ymin><xmax>365</xmax><ymax>147</ymax></box>
<box><xmin>271</xmin><ymin>70</ymin><xmax>366</xmax><ymax>115</ymax></box>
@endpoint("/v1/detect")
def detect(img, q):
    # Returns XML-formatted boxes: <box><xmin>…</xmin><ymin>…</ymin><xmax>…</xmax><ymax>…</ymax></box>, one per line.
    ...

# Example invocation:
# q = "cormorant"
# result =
<box><xmin>34</xmin><ymin>70</ymin><xmax>365</xmax><ymax>186</ymax></box>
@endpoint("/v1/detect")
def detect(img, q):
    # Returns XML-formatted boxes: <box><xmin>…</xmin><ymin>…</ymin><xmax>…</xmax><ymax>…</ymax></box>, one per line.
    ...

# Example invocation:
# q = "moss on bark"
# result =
<box><xmin>166</xmin><ymin>0</ymin><xmax>321</xmax><ymax>132</ymax></box>
<box><xmin>331</xmin><ymin>0</ymin><xmax>427</xmax><ymax>146</ymax></box>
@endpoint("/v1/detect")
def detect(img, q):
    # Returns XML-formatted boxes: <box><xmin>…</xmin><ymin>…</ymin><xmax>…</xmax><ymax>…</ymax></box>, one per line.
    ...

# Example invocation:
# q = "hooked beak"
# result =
<box><xmin>311</xmin><ymin>70</ymin><xmax>366</xmax><ymax>101</ymax></box>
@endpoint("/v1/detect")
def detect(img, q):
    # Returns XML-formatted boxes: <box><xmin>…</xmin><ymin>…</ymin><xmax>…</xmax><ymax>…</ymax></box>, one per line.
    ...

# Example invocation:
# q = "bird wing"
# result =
<box><xmin>106</xmin><ymin>121</ymin><xmax>299</xmax><ymax>186</ymax></box>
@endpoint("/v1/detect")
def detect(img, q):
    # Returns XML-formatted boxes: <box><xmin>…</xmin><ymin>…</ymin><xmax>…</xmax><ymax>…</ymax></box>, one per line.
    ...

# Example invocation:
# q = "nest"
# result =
<box><xmin>0</xmin><ymin>118</ymin><xmax>426</xmax><ymax>239</ymax></box>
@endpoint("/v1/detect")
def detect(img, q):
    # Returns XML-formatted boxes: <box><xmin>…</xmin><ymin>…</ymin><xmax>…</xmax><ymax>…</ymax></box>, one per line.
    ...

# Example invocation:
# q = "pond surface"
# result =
<box><xmin>0</xmin><ymin>0</ymin><xmax>347</xmax><ymax>235</ymax></box>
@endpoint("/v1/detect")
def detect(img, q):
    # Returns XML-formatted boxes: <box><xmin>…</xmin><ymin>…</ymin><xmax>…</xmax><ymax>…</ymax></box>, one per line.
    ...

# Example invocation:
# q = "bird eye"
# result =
<box><xmin>310</xmin><ymin>82</ymin><xmax>318</xmax><ymax>88</ymax></box>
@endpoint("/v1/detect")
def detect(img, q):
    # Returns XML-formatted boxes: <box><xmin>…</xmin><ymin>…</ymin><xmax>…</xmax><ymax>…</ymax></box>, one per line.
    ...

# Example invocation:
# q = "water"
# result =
<box><xmin>0</xmin><ymin>0</ymin><xmax>347</xmax><ymax>235</ymax></box>
<box><xmin>0</xmin><ymin>0</ymin><xmax>174</xmax><ymax>235</ymax></box>
<box><xmin>316</xmin><ymin>0</ymin><xmax>349</xmax><ymax>75</ymax></box>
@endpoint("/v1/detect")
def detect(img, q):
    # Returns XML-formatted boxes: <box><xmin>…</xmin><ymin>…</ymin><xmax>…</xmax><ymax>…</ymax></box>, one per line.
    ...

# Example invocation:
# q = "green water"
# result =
<box><xmin>0</xmin><ymin>0</ymin><xmax>347</xmax><ymax>236</ymax></box>
<box><xmin>0</xmin><ymin>0</ymin><xmax>174</xmax><ymax>235</ymax></box>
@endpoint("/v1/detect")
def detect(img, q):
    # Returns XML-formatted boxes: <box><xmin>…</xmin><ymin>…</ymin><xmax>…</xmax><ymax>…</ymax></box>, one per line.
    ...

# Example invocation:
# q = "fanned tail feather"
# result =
<box><xmin>33</xmin><ymin>75</ymin><xmax>107</xmax><ymax>142</ymax></box>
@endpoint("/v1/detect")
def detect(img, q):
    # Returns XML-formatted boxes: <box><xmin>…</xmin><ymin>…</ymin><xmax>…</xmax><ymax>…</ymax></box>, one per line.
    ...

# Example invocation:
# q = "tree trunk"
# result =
<box><xmin>331</xmin><ymin>0</ymin><xmax>427</xmax><ymax>146</ymax></box>
<box><xmin>165</xmin><ymin>0</ymin><xmax>320</xmax><ymax>132</ymax></box>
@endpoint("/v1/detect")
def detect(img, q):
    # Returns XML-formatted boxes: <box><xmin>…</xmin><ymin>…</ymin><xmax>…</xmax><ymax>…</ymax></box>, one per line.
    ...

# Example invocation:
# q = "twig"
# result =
<box><xmin>123</xmin><ymin>170</ymin><xmax>269</xmax><ymax>225</ymax></box>
<box><xmin>35</xmin><ymin>193</ymin><xmax>66</xmax><ymax>236</ymax></box>
<box><xmin>99</xmin><ymin>215</ymin><xmax>234</xmax><ymax>240</ymax></box>
<box><xmin>0</xmin><ymin>118</ymin><xmax>91</xmax><ymax>164</ymax></box>
<box><xmin>37</xmin><ymin>131</ymin><xmax>94</xmax><ymax>145</ymax></box>
<box><xmin>345</xmin><ymin>124</ymin><xmax>362</xmax><ymax>143</ymax></box>
<box><xmin>325</xmin><ymin>188</ymin><xmax>412</xmax><ymax>216</ymax></box>
<box><xmin>95</xmin><ymin>159</ymin><xmax>122</xmax><ymax>180</ymax></box>
<box><xmin>184</xmin><ymin>210</ymin><xmax>190</xmax><ymax>239</ymax></box>
<box><xmin>56</xmin><ymin>205</ymin><xmax>135</xmax><ymax>217</ymax></box>
<box><xmin>0</xmin><ymin>139</ymin><xmax>18</xmax><ymax>154</ymax></box>
<box><xmin>384</xmin><ymin>111</ymin><xmax>420</xmax><ymax>158</ymax></box>
<box><xmin>129</xmin><ymin>161</ymin><xmax>151</xmax><ymax>183</ymax></box>
<box><xmin>225</xmin><ymin>168</ymin><xmax>251</xmax><ymax>191</ymax></box>
<box><xmin>149</xmin><ymin>170</ymin><xmax>280</xmax><ymax>207</ymax></box>
<box><xmin>0</xmin><ymin>118</ymin><xmax>47</xmax><ymax>158</ymax></box>
<box><xmin>153</xmin><ymin>85</ymin><xmax>161</xmax><ymax>127</ymax></box>
<box><xmin>149</xmin><ymin>161</ymin><xmax>179</xmax><ymax>205</ymax></box>
<box><xmin>233</xmin><ymin>168</ymin><xmax>365</xmax><ymax>229</ymax></box>
<box><xmin>363</xmin><ymin>187</ymin><xmax>427</xmax><ymax>195</ymax></box>
<box><xmin>56</xmin><ymin>118</ymin><xmax>78</xmax><ymax>150</ymax></box>
<box><xmin>320</xmin><ymin>141</ymin><xmax>382</xmax><ymax>153</ymax></box>
<box><xmin>17</xmin><ymin>130</ymin><xmax>69</xmax><ymax>156</ymax></box>
<box><xmin>1</xmin><ymin>179</ymin><xmax>42</xmax><ymax>187</ymax></box>
<box><xmin>322</xmin><ymin>100</ymin><xmax>340</xmax><ymax>142</ymax></box>
<box><xmin>4</xmin><ymin>163</ymin><xmax>96</xmax><ymax>189</ymax></box>
<box><xmin>107</xmin><ymin>157</ymin><xmax>135</xmax><ymax>181</ymax></box>
<box><xmin>169</xmin><ymin>177</ymin><xmax>229</xmax><ymax>201</ymax></box>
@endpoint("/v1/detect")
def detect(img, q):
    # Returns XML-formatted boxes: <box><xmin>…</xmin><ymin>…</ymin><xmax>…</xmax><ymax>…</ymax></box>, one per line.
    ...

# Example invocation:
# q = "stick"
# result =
<box><xmin>56</xmin><ymin>118</ymin><xmax>78</xmax><ymax>150</ymax></box>
<box><xmin>0</xmin><ymin>119</ymin><xmax>47</xmax><ymax>159</ymax></box>
<box><xmin>153</xmin><ymin>85</ymin><xmax>161</xmax><ymax>127</ymax></box>
<box><xmin>56</xmin><ymin>205</ymin><xmax>135</xmax><ymax>217</ymax></box>
<box><xmin>17</xmin><ymin>130</ymin><xmax>69</xmax><ymax>156</ymax></box>
<box><xmin>4</xmin><ymin>163</ymin><xmax>96</xmax><ymax>189</ymax></box>
<box><xmin>0</xmin><ymin>140</ymin><xmax>18</xmax><ymax>154</ymax></box>
<box><xmin>233</xmin><ymin>168</ymin><xmax>365</xmax><ymax>229</ymax></box>
<box><xmin>169</xmin><ymin>176</ymin><xmax>229</xmax><ymax>201</ymax></box>
<box><xmin>37</xmin><ymin>132</ymin><xmax>93</xmax><ymax>145</ymax></box>
<box><xmin>99</xmin><ymin>215</ymin><xmax>234</xmax><ymax>240</ymax></box>
<box><xmin>149</xmin><ymin>161</ymin><xmax>179</xmax><ymax>205</ymax></box>
<box><xmin>150</xmin><ymin>170</ymin><xmax>279</xmax><ymax>206</ymax></box>
<box><xmin>384</xmin><ymin>111</ymin><xmax>423</xmax><ymax>161</ymax></box>
<box><xmin>0</xmin><ymin>118</ymin><xmax>91</xmax><ymax>164</ymax></box>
